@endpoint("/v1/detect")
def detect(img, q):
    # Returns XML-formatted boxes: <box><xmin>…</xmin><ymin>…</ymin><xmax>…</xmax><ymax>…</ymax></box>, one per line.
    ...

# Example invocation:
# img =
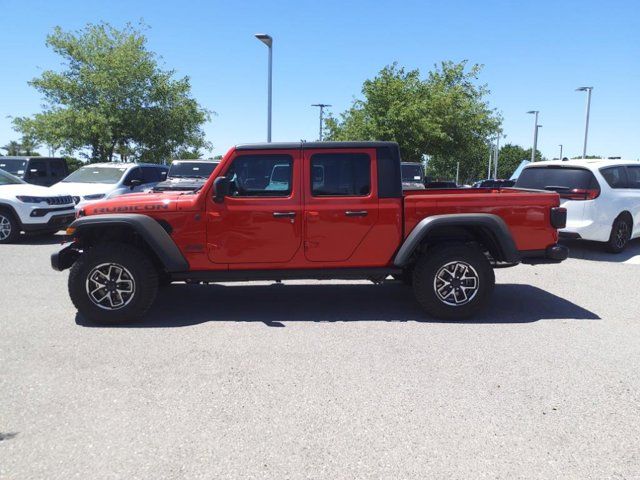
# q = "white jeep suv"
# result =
<box><xmin>515</xmin><ymin>159</ymin><xmax>640</xmax><ymax>252</ymax></box>
<box><xmin>49</xmin><ymin>162</ymin><xmax>168</xmax><ymax>208</ymax></box>
<box><xmin>0</xmin><ymin>169</ymin><xmax>75</xmax><ymax>244</ymax></box>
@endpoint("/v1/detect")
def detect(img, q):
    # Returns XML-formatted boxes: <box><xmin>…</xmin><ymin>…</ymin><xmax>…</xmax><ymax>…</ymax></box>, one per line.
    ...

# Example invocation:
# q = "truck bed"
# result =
<box><xmin>403</xmin><ymin>188</ymin><xmax>561</xmax><ymax>252</ymax></box>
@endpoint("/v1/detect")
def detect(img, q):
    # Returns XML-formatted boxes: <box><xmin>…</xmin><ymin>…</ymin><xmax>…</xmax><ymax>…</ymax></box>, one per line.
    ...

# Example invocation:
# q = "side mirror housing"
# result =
<box><xmin>213</xmin><ymin>176</ymin><xmax>230</xmax><ymax>203</ymax></box>
<box><xmin>129</xmin><ymin>179</ymin><xmax>143</xmax><ymax>189</ymax></box>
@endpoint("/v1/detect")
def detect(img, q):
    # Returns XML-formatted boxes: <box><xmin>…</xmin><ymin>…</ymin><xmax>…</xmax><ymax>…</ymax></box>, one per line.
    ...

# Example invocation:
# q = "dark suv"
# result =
<box><xmin>0</xmin><ymin>157</ymin><xmax>69</xmax><ymax>187</ymax></box>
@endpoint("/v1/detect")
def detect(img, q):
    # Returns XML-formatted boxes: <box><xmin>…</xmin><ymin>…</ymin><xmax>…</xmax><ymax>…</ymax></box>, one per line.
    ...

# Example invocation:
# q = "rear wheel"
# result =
<box><xmin>0</xmin><ymin>210</ymin><xmax>20</xmax><ymax>244</ymax></box>
<box><xmin>68</xmin><ymin>242</ymin><xmax>159</xmax><ymax>324</ymax></box>
<box><xmin>606</xmin><ymin>216</ymin><xmax>632</xmax><ymax>253</ymax></box>
<box><xmin>412</xmin><ymin>244</ymin><xmax>494</xmax><ymax>320</ymax></box>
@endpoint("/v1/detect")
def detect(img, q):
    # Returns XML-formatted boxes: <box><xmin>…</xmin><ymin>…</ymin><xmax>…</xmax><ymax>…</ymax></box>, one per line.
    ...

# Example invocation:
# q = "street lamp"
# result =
<box><xmin>527</xmin><ymin>110</ymin><xmax>539</xmax><ymax>162</ymax></box>
<box><xmin>255</xmin><ymin>33</ymin><xmax>273</xmax><ymax>142</ymax></box>
<box><xmin>493</xmin><ymin>133</ymin><xmax>502</xmax><ymax>179</ymax></box>
<box><xmin>558</xmin><ymin>144</ymin><xmax>563</xmax><ymax>160</ymax></box>
<box><xmin>312</xmin><ymin>104</ymin><xmax>331</xmax><ymax>141</ymax></box>
<box><xmin>576</xmin><ymin>86</ymin><xmax>593</xmax><ymax>159</ymax></box>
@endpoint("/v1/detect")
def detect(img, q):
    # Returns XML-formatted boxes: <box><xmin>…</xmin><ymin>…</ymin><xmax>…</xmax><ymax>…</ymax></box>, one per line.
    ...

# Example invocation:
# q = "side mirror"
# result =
<box><xmin>129</xmin><ymin>179</ymin><xmax>143</xmax><ymax>189</ymax></box>
<box><xmin>213</xmin><ymin>176</ymin><xmax>230</xmax><ymax>203</ymax></box>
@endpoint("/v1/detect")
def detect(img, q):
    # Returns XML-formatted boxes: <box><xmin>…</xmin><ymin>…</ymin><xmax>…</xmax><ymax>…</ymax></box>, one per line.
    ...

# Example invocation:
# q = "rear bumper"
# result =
<box><xmin>519</xmin><ymin>243</ymin><xmax>569</xmax><ymax>265</ymax></box>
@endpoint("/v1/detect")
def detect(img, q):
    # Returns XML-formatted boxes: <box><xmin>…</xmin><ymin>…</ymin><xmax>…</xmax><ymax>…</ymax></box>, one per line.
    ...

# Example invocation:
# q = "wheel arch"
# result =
<box><xmin>0</xmin><ymin>202</ymin><xmax>22</xmax><ymax>226</ymax></box>
<box><xmin>394</xmin><ymin>214</ymin><xmax>520</xmax><ymax>267</ymax></box>
<box><xmin>69</xmin><ymin>214</ymin><xmax>188</xmax><ymax>272</ymax></box>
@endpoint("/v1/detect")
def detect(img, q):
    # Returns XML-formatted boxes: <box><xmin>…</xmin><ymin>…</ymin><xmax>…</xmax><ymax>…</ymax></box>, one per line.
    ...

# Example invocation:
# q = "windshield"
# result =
<box><xmin>62</xmin><ymin>166</ymin><xmax>128</xmax><ymax>184</ymax></box>
<box><xmin>0</xmin><ymin>159</ymin><xmax>28</xmax><ymax>176</ymax></box>
<box><xmin>402</xmin><ymin>164</ymin><xmax>424</xmax><ymax>182</ymax></box>
<box><xmin>169</xmin><ymin>161</ymin><xmax>218</xmax><ymax>179</ymax></box>
<box><xmin>0</xmin><ymin>169</ymin><xmax>25</xmax><ymax>185</ymax></box>
<box><xmin>515</xmin><ymin>167</ymin><xmax>597</xmax><ymax>191</ymax></box>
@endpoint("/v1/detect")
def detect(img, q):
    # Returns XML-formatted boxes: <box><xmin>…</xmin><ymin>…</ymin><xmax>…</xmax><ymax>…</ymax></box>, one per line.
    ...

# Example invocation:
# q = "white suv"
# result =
<box><xmin>515</xmin><ymin>159</ymin><xmax>640</xmax><ymax>252</ymax></box>
<box><xmin>0</xmin><ymin>169</ymin><xmax>75</xmax><ymax>244</ymax></box>
<box><xmin>49</xmin><ymin>162</ymin><xmax>168</xmax><ymax>208</ymax></box>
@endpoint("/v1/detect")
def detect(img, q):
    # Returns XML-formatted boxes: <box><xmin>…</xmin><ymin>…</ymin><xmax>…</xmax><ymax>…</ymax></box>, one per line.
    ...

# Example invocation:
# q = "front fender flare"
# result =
<box><xmin>68</xmin><ymin>213</ymin><xmax>189</xmax><ymax>272</ymax></box>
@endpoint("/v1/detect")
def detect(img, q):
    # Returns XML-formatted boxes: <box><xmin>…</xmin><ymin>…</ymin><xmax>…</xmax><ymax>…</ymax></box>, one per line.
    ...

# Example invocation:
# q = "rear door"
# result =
<box><xmin>206</xmin><ymin>150</ymin><xmax>303</xmax><ymax>264</ymax></box>
<box><xmin>625</xmin><ymin>166</ymin><xmax>640</xmax><ymax>237</ymax></box>
<box><xmin>303</xmin><ymin>148</ymin><xmax>379</xmax><ymax>262</ymax></box>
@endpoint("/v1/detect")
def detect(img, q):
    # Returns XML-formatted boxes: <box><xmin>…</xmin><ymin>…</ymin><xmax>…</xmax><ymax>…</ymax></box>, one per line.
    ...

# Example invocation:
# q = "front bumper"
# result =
<box><xmin>520</xmin><ymin>243</ymin><xmax>569</xmax><ymax>265</ymax></box>
<box><xmin>21</xmin><ymin>212</ymin><xmax>76</xmax><ymax>233</ymax></box>
<box><xmin>51</xmin><ymin>243</ymin><xmax>81</xmax><ymax>271</ymax></box>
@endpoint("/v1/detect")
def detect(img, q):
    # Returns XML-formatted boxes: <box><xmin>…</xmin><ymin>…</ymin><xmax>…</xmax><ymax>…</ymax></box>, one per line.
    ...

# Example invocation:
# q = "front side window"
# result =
<box><xmin>600</xmin><ymin>166</ymin><xmax>628</xmax><ymax>189</ymax></box>
<box><xmin>28</xmin><ymin>159</ymin><xmax>47</xmax><ymax>178</ymax></box>
<box><xmin>141</xmin><ymin>166</ymin><xmax>167</xmax><ymax>183</ymax></box>
<box><xmin>63</xmin><ymin>166</ymin><xmax>127</xmax><ymax>184</ymax></box>
<box><xmin>225</xmin><ymin>154</ymin><xmax>293</xmax><ymax>197</ymax></box>
<box><xmin>311</xmin><ymin>153</ymin><xmax>371</xmax><ymax>196</ymax></box>
<box><xmin>0</xmin><ymin>169</ymin><xmax>24</xmax><ymax>185</ymax></box>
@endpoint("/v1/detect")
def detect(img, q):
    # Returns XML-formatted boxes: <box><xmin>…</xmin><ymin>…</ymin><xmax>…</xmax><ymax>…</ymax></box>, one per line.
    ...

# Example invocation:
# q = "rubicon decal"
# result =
<box><xmin>93</xmin><ymin>204</ymin><xmax>170</xmax><ymax>214</ymax></box>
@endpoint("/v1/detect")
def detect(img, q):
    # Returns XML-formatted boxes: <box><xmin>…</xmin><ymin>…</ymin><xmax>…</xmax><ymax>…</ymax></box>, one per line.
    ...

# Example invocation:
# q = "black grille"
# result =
<box><xmin>46</xmin><ymin>196</ymin><xmax>73</xmax><ymax>205</ymax></box>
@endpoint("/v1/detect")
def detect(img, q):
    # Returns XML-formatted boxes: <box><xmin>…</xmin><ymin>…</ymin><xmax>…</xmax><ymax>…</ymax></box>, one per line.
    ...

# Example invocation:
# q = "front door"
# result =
<box><xmin>303</xmin><ymin>148</ymin><xmax>379</xmax><ymax>262</ymax></box>
<box><xmin>206</xmin><ymin>150</ymin><xmax>303</xmax><ymax>264</ymax></box>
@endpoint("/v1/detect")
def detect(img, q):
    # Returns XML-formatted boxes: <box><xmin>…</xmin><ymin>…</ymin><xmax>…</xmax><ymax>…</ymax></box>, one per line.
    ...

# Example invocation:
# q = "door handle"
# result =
<box><xmin>345</xmin><ymin>210</ymin><xmax>368</xmax><ymax>217</ymax></box>
<box><xmin>273</xmin><ymin>211</ymin><xmax>296</xmax><ymax>218</ymax></box>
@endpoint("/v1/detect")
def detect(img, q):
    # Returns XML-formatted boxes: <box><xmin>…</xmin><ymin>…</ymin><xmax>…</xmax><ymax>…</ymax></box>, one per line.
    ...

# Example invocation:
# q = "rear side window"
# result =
<box><xmin>311</xmin><ymin>153</ymin><xmax>371</xmax><ymax>196</ymax></box>
<box><xmin>515</xmin><ymin>167</ymin><xmax>598</xmax><ymax>190</ymax></box>
<box><xmin>600</xmin><ymin>166</ymin><xmax>628</xmax><ymax>189</ymax></box>
<box><xmin>627</xmin><ymin>166</ymin><xmax>640</xmax><ymax>189</ymax></box>
<box><xmin>49</xmin><ymin>159</ymin><xmax>67</xmax><ymax>179</ymax></box>
<box><xmin>141</xmin><ymin>166</ymin><xmax>167</xmax><ymax>183</ymax></box>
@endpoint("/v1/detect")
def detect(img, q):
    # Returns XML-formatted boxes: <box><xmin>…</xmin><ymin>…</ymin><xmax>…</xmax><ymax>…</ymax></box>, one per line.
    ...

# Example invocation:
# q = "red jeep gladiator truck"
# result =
<box><xmin>51</xmin><ymin>142</ymin><xmax>568</xmax><ymax>324</ymax></box>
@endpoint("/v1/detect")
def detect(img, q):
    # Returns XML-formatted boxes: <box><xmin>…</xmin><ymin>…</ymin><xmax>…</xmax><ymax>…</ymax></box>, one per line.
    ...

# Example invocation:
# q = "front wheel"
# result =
<box><xmin>412</xmin><ymin>244</ymin><xmax>495</xmax><ymax>320</ymax></box>
<box><xmin>68</xmin><ymin>242</ymin><xmax>159</xmax><ymax>324</ymax></box>
<box><xmin>0</xmin><ymin>210</ymin><xmax>20</xmax><ymax>244</ymax></box>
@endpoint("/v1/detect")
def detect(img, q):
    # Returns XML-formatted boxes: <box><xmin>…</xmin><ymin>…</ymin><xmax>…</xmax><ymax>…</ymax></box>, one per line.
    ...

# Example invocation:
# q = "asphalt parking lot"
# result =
<box><xmin>1</xmin><ymin>235</ymin><xmax>639</xmax><ymax>479</ymax></box>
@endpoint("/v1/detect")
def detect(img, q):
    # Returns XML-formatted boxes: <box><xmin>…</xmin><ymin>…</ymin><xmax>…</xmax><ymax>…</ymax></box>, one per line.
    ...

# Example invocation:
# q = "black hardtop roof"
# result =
<box><xmin>0</xmin><ymin>156</ymin><xmax>65</xmax><ymax>160</ymax></box>
<box><xmin>235</xmin><ymin>141</ymin><xmax>399</xmax><ymax>151</ymax></box>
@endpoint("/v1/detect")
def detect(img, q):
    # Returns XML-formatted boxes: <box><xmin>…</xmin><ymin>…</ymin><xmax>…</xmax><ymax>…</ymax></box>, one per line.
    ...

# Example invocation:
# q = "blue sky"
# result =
<box><xmin>1</xmin><ymin>0</ymin><xmax>638</xmax><ymax>160</ymax></box>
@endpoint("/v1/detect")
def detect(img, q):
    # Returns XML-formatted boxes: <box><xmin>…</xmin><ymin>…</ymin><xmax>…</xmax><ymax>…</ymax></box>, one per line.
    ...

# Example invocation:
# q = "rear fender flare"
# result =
<box><xmin>394</xmin><ymin>213</ymin><xmax>520</xmax><ymax>267</ymax></box>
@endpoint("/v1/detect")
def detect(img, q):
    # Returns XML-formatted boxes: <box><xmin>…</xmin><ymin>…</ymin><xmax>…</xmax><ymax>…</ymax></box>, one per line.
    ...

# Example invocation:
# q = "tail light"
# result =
<box><xmin>559</xmin><ymin>188</ymin><xmax>600</xmax><ymax>200</ymax></box>
<box><xmin>550</xmin><ymin>207</ymin><xmax>567</xmax><ymax>229</ymax></box>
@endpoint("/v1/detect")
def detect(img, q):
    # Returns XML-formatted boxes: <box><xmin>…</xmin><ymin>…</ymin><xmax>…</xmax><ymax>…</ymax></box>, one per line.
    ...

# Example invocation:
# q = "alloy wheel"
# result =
<box><xmin>0</xmin><ymin>214</ymin><xmax>12</xmax><ymax>241</ymax></box>
<box><xmin>615</xmin><ymin>221</ymin><xmax>630</xmax><ymax>249</ymax></box>
<box><xmin>85</xmin><ymin>263</ymin><xmax>136</xmax><ymax>310</ymax></box>
<box><xmin>433</xmin><ymin>261</ymin><xmax>480</xmax><ymax>306</ymax></box>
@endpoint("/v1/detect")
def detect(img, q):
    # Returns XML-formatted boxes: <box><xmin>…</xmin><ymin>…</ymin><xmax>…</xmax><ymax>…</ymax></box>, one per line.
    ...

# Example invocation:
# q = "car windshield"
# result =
<box><xmin>62</xmin><ymin>166</ymin><xmax>128</xmax><ymax>184</ymax></box>
<box><xmin>169</xmin><ymin>161</ymin><xmax>218</xmax><ymax>179</ymax></box>
<box><xmin>0</xmin><ymin>159</ymin><xmax>28</xmax><ymax>176</ymax></box>
<box><xmin>401</xmin><ymin>164</ymin><xmax>424</xmax><ymax>182</ymax></box>
<box><xmin>0</xmin><ymin>169</ymin><xmax>25</xmax><ymax>185</ymax></box>
<box><xmin>515</xmin><ymin>167</ymin><xmax>596</xmax><ymax>191</ymax></box>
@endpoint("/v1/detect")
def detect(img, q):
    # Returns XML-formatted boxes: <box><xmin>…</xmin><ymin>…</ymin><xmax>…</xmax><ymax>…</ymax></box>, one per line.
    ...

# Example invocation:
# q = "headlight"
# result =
<box><xmin>83</xmin><ymin>193</ymin><xmax>106</xmax><ymax>201</ymax></box>
<box><xmin>16</xmin><ymin>196</ymin><xmax>46</xmax><ymax>203</ymax></box>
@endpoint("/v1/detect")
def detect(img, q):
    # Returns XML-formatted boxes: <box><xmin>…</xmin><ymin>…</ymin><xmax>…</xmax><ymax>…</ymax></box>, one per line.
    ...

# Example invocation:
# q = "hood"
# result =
<box><xmin>1</xmin><ymin>183</ymin><xmax>73</xmax><ymax>197</ymax></box>
<box><xmin>154</xmin><ymin>177</ymin><xmax>206</xmax><ymax>192</ymax></box>
<box><xmin>82</xmin><ymin>191</ymin><xmax>185</xmax><ymax>215</ymax></box>
<box><xmin>49</xmin><ymin>182</ymin><xmax>115</xmax><ymax>197</ymax></box>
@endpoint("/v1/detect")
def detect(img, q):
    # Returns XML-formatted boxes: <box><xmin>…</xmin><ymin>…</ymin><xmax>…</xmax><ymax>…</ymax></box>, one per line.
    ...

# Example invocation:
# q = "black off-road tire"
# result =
<box><xmin>605</xmin><ymin>215</ymin><xmax>632</xmax><ymax>253</ymax></box>
<box><xmin>68</xmin><ymin>242</ymin><xmax>159</xmax><ymax>324</ymax></box>
<box><xmin>412</xmin><ymin>243</ymin><xmax>495</xmax><ymax>320</ymax></box>
<box><xmin>0</xmin><ymin>209</ymin><xmax>20</xmax><ymax>244</ymax></box>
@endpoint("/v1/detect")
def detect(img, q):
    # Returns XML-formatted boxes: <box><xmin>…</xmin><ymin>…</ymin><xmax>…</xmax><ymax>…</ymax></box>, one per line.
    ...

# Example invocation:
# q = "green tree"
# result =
<box><xmin>13</xmin><ymin>22</ymin><xmax>211</xmax><ymax>163</ymax></box>
<box><xmin>325</xmin><ymin>61</ymin><xmax>502</xmax><ymax>181</ymax></box>
<box><xmin>1</xmin><ymin>141</ymin><xmax>22</xmax><ymax>156</ymax></box>
<box><xmin>494</xmin><ymin>143</ymin><xmax>543</xmax><ymax>179</ymax></box>
<box><xmin>1</xmin><ymin>138</ymin><xmax>41</xmax><ymax>156</ymax></box>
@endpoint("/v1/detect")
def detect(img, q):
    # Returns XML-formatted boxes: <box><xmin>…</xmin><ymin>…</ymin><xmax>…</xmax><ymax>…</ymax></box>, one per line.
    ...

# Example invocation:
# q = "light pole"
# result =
<box><xmin>493</xmin><ymin>133</ymin><xmax>501</xmax><ymax>179</ymax></box>
<box><xmin>576</xmin><ymin>86</ymin><xmax>593</xmax><ymax>159</ymax></box>
<box><xmin>255</xmin><ymin>33</ymin><xmax>273</xmax><ymax>142</ymax></box>
<box><xmin>527</xmin><ymin>110</ymin><xmax>539</xmax><ymax>162</ymax></box>
<box><xmin>558</xmin><ymin>144</ymin><xmax>563</xmax><ymax>160</ymax></box>
<box><xmin>312</xmin><ymin>104</ymin><xmax>331</xmax><ymax>141</ymax></box>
